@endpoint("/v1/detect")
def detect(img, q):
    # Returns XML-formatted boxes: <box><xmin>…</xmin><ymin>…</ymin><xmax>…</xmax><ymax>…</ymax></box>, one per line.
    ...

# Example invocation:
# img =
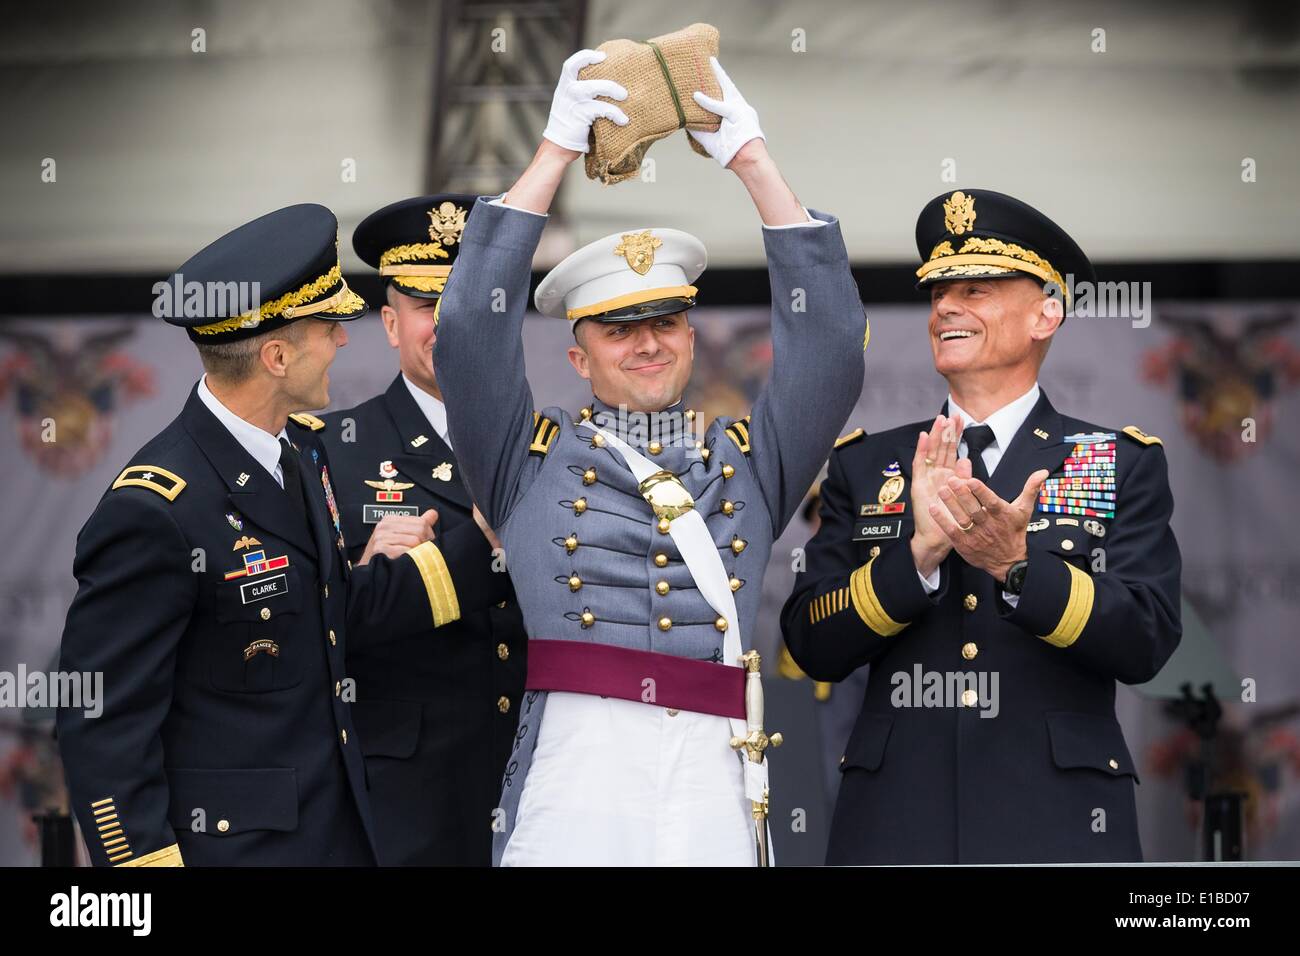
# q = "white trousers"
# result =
<box><xmin>500</xmin><ymin>692</ymin><xmax>756</xmax><ymax>866</ymax></box>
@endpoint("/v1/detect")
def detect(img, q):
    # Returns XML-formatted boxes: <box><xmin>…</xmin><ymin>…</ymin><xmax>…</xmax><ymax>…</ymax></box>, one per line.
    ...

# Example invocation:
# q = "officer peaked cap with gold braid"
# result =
<box><xmin>164</xmin><ymin>204</ymin><xmax>367</xmax><ymax>343</ymax></box>
<box><xmin>914</xmin><ymin>189</ymin><xmax>1095</xmax><ymax>312</ymax></box>
<box><xmin>353</xmin><ymin>194</ymin><xmax>478</xmax><ymax>300</ymax></box>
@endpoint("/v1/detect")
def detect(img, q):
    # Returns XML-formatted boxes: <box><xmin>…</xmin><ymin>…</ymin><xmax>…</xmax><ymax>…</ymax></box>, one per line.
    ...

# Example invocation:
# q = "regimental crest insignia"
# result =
<box><xmin>613</xmin><ymin>230</ymin><xmax>662</xmax><ymax>276</ymax></box>
<box><xmin>378</xmin><ymin>460</ymin><xmax>398</xmax><ymax>479</ymax></box>
<box><xmin>427</xmin><ymin>201</ymin><xmax>467</xmax><ymax>246</ymax></box>
<box><xmin>943</xmin><ymin>191</ymin><xmax>977</xmax><ymax>235</ymax></box>
<box><xmin>431</xmin><ymin>461</ymin><xmax>453</xmax><ymax>482</ymax></box>
<box><xmin>878</xmin><ymin>460</ymin><xmax>905</xmax><ymax>505</ymax></box>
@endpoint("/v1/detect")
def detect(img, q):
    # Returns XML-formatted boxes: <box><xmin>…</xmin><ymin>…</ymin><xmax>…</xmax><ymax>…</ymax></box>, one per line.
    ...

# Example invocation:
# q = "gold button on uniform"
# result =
<box><xmin>582</xmin><ymin>468</ymin><xmax>597</xmax><ymax>485</ymax></box>
<box><xmin>714</xmin><ymin>617</ymin><xmax>728</xmax><ymax>632</ymax></box>
<box><xmin>328</xmin><ymin>630</ymin><xmax>337</xmax><ymax>646</ymax></box>
<box><xmin>729</xmin><ymin>577</ymin><xmax>742</xmax><ymax>592</ymax></box>
<box><xmin>960</xmin><ymin>688</ymin><xmax>978</xmax><ymax>707</ymax></box>
<box><xmin>648</xmin><ymin>441</ymin><xmax>662</xmax><ymax>455</ymax></box>
<box><xmin>657</xmin><ymin>517</ymin><xmax>671</xmax><ymax>534</ymax></box>
<box><xmin>700</xmin><ymin>447</ymin><xmax>710</xmax><ymax>462</ymax></box>
<box><xmin>1061</xmin><ymin>539</ymin><xmax>1075</xmax><ymax>551</ymax></box>
<box><xmin>963</xmin><ymin>593</ymin><xmax>978</xmax><ymax>612</ymax></box>
<box><xmin>323</xmin><ymin>585</ymin><xmax>329</xmax><ymax>599</ymax></box>
<box><xmin>497</xmin><ymin>696</ymin><xmax>511</xmax><ymax>714</ymax></box>
<box><xmin>497</xmin><ymin>643</ymin><xmax>509</xmax><ymax>661</ymax></box>
<box><xmin>568</xmin><ymin>575</ymin><xmax>582</xmax><ymax>592</ymax></box>
<box><xmin>685</xmin><ymin>409</ymin><xmax>696</xmax><ymax>421</ymax></box>
<box><xmin>580</xmin><ymin>611</ymin><xmax>595</xmax><ymax>627</ymax></box>
<box><xmin>565</xmin><ymin>535</ymin><xmax>579</xmax><ymax>553</ymax></box>
<box><xmin>731</xmin><ymin>538</ymin><xmax>747</xmax><ymax>555</ymax></box>
<box><xmin>654</xmin><ymin>552</ymin><xmax>669</xmax><ymax>568</ymax></box>
<box><xmin>573</xmin><ymin>498</ymin><xmax>587</xmax><ymax>515</ymax></box>
<box><xmin>1108</xmin><ymin>758</ymin><xmax>1119</xmax><ymax>770</ymax></box>
<box><xmin>655</xmin><ymin>580</ymin><xmax>670</xmax><ymax>596</ymax></box>
<box><xmin>961</xmin><ymin>642</ymin><xmax>978</xmax><ymax>660</ymax></box>
<box><xmin>721</xmin><ymin>500</ymin><xmax>734</xmax><ymax>516</ymax></box>
<box><xmin>497</xmin><ymin>600</ymin><xmax>507</xmax><ymax>608</ymax></box>
<box><xmin>658</xmin><ymin>617</ymin><xmax>672</xmax><ymax>632</ymax></box>
<box><xmin>341</xmin><ymin>729</ymin><xmax>348</xmax><ymax>744</ymax></box>
<box><xmin>869</xmin><ymin>546</ymin><xmax>880</xmax><ymax>559</ymax></box>
<box><xmin>335</xmin><ymin>681</ymin><xmax>341</xmax><ymax>696</ymax></box>
<box><xmin>260</xmin><ymin>607</ymin><xmax>271</xmax><ymax>621</ymax></box>
<box><xmin>721</xmin><ymin>464</ymin><xmax>735</xmax><ymax>479</ymax></box>
<box><xmin>217</xmin><ymin>819</ymin><xmax>230</xmax><ymax>833</ymax></box>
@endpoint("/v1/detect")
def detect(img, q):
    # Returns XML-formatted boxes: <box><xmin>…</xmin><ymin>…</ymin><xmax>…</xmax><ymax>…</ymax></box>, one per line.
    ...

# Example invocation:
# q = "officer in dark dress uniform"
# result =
<box><xmin>56</xmin><ymin>204</ymin><xmax>509</xmax><ymax>866</ymax></box>
<box><xmin>782</xmin><ymin>190</ymin><xmax>1182</xmax><ymax>864</ymax></box>
<box><xmin>320</xmin><ymin>195</ymin><xmax>527</xmax><ymax>865</ymax></box>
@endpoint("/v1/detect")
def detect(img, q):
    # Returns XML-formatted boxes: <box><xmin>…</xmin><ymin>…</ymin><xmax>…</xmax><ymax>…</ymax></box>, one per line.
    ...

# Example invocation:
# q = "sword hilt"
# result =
<box><xmin>730</xmin><ymin>650</ymin><xmax>782</xmax><ymax>761</ymax></box>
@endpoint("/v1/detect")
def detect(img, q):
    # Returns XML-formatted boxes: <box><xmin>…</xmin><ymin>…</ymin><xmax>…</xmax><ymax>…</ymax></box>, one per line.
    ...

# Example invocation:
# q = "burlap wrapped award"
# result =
<box><xmin>579</xmin><ymin>23</ymin><xmax>723</xmax><ymax>185</ymax></box>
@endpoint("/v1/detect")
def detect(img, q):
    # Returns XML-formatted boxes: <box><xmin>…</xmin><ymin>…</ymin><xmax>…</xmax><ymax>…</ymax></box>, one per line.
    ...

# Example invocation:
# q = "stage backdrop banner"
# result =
<box><xmin>0</xmin><ymin>300</ymin><xmax>1296</xmax><ymax>864</ymax></box>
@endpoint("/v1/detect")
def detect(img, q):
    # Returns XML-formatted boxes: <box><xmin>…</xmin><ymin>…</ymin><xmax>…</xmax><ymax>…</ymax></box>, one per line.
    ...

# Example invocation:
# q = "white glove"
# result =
<box><xmin>542</xmin><ymin>49</ymin><xmax>630</xmax><ymax>153</ymax></box>
<box><xmin>688</xmin><ymin>56</ymin><xmax>765</xmax><ymax>168</ymax></box>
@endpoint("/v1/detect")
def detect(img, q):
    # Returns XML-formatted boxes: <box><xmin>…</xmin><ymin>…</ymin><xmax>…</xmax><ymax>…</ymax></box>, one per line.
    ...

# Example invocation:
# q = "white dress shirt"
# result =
<box><xmin>402</xmin><ymin>374</ymin><xmax>452</xmax><ymax>450</ymax></box>
<box><xmin>917</xmin><ymin>382</ymin><xmax>1041</xmax><ymax>603</ymax></box>
<box><xmin>197</xmin><ymin>374</ymin><xmax>289</xmax><ymax>488</ymax></box>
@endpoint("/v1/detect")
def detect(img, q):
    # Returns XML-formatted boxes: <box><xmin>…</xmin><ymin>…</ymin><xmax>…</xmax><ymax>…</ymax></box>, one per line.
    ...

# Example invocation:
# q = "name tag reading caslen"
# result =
<box><xmin>241</xmin><ymin>573</ymin><xmax>288</xmax><ymax>605</ymax></box>
<box><xmin>854</xmin><ymin>518</ymin><xmax>903</xmax><ymax>542</ymax></box>
<box><xmin>363</xmin><ymin>503</ymin><xmax>420</xmax><ymax>524</ymax></box>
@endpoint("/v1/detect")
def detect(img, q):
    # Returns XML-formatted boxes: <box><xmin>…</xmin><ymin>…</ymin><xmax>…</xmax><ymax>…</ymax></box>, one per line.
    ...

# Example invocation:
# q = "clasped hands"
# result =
<box><xmin>909</xmin><ymin>413</ymin><xmax>1048</xmax><ymax>585</ymax></box>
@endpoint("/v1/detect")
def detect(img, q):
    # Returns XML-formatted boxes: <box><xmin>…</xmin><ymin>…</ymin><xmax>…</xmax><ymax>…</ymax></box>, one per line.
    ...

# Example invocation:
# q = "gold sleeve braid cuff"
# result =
<box><xmin>408</xmin><ymin>540</ymin><xmax>461</xmax><ymax>627</ymax></box>
<box><xmin>849</xmin><ymin>557</ymin><xmax>907</xmax><ymax>637</ymax></box>
<box><xmin>115</xmin><ymin>843</ymin><xmax>184</xmax><ymax>867</ymax></box>
<box><xmin>809</xmin><ymin>585</ymin><xmax>850</xmax><ymax>625</ymax></box>
<box><xmin>1039</xmin><ymin>563</ymin><xmax>1095</xmax><ymax>648</ymax></box>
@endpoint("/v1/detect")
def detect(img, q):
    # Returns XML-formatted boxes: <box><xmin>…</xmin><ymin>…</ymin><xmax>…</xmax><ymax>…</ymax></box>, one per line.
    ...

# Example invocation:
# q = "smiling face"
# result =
<box><xmin>381</xmin><ymin>286</ymin><xmax>441</xmax><ymax>398</ymax></box>
<box><xmin>928</xmin><ymin>276</ymin><xmax>1062</xmax><ymax>385</ymax></box>
<box><xmin>566</xmin><ymin>312</ymin><xmax>695</xmax><ymax>412</ymax></box>
<box><xmin>279</xmin><ymin>317</ymin><xmax>348</xmax><ymax>410</ymax></box>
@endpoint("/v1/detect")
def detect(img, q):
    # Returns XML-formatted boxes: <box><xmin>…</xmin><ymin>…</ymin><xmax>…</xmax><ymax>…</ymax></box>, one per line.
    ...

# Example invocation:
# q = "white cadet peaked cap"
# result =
<box><xmin>534</xmin><ymin>227</ymin><xmax>707</xmax><ymax>323</ymax></box>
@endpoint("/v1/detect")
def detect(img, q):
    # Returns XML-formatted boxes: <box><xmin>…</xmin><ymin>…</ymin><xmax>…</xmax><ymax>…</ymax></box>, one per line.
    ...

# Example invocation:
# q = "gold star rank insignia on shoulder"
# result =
<box><xmin>111</xmin><ymin>465</ymin><xmax>186</xmax><ymax>501</ymax></box>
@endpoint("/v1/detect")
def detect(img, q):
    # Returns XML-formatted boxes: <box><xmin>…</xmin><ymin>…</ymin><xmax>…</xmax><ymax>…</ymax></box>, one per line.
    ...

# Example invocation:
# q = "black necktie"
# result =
<box><xmin>278</xmin><ymin>437</ymin><xmax>308</xmax><ymax>526</ymax></box>
<box><xmin>962</xmin><ymin>425</ymin><xmax>996</xmax><ymax>482</ymax></box>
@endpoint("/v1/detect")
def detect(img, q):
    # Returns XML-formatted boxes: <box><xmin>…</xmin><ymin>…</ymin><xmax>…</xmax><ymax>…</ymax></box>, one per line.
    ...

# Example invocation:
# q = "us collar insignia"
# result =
<box><xmin>428</xmin><ymin>201</ymin><xmax>467</xmax><ymax>246</ymax></box>
<box><xmin>1033</xmin><ymin>428</ymin><xmax>1050</xmax><ymax>440</ymax></box>
<box><xmin>410</xmin><ymin>435</ymin><xmax>429</xmax><ymax>448</ymax></box>
<box><xmin>878</xmin><ymin>461</ymin><xmax>905</xmax><ymax>505</ymax></box>
<box><xmin>613</xmin><ymin>230</ymin><xmax>662</xmax><ymax>276</ymax></box>
<box><xmin>236</xmin><ymin>472</ymin><xmax>251</xmax><ymax>487</ymax></box>
<box><xmin>226</xmin><ymin>512</ymin><xmax>243</xmax><ymax>531</ymax></box>
<box><xmin>224</xmin><ymin>549</ymin><xmax>288</xmax><ymax>580</ymax></box>
<box><xmin>431</xmin><ymin>461</ymin><xmax>453</xmax><ymax>482</ymax></box>
<box><xmin>943</xmin><ymin>191</ymin><xmax>977</xmax><ymax>235</ymax></box>
<box><xmin>232</xmin><ymin>535</ymin><xmax>262</xmax><ymax>551</ymax></box>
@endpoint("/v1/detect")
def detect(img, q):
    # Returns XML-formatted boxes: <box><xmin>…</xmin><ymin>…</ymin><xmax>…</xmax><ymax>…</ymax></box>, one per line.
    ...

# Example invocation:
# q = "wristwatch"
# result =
<box><xmin>1003</xmin><ymin>559</ymin><xmax>1029</xmax><ymax>595</ymax></box>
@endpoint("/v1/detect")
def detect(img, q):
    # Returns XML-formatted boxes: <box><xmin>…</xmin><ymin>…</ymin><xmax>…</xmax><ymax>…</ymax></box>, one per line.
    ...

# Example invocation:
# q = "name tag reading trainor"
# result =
<box><xmin>363</xmin><ymin>503</ymin><xmax>421</xmax><ymax>524</ymax></box>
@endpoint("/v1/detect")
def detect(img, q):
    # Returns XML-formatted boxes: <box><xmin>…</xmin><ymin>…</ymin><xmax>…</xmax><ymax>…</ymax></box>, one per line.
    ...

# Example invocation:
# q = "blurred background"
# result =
<box><xmin>1</xmin><ymin>0</ymin><xmax>1298</xmax><ymax>865</ymax></box>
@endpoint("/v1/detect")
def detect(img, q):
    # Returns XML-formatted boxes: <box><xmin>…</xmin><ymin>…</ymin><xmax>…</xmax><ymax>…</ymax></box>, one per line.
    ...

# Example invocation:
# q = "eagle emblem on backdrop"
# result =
<box><xmin>1142</xmin><ymin>308</ymin><xmax>1300</xmax><ymax>461</ymax></box>
<box><xmin>0</xmin><ymin>325</ymin><xmax>155</xmax><ymax>476</ymax></box>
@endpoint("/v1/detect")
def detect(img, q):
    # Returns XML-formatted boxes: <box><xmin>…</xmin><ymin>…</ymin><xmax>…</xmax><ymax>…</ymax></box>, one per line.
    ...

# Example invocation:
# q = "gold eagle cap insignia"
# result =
<box><xmin>428</xmin><ymin>202</ymin><xmax>467</xmax><ymax>246</ymax></box>
<box><xmin>613</xmin><ymin>230</ymin><xmax>663</xmax><ymax>276</ymax></box>
<box><xmin>943</xmin><ymin>191</ymin><xmax>977</xmax><ymax>235</ymax></box>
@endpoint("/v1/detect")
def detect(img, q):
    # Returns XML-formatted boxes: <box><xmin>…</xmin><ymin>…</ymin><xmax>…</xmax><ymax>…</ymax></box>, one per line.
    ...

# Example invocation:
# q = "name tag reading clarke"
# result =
<box><xmin>854</xmin><ymin>517</ymin><xmax>903</xmax><ymax>542</ymax></box>
<box><xmin>240</xmin><ymin>573</ymin><xmax>288</xmax><ymax>604</ymax></box>
<box><xmin>363</xmin><ymin>503</ymin><xmax>420</xmax><ymax>524</ymax></box>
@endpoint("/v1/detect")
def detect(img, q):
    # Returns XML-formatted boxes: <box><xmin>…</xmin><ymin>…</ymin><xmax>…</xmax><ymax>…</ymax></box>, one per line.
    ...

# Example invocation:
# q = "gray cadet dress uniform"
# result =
<box><xmin>433</xmin><ymin>196</ymin><xmax>867</xmax><ymax>863</ymax></box>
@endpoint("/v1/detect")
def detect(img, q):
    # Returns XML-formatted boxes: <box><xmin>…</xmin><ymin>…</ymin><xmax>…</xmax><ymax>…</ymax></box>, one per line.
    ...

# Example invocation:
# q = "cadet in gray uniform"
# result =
<box><xmin>434</xmin><ymin>50</ymin><xmax>867</xmax><ymax>865</ymax></box>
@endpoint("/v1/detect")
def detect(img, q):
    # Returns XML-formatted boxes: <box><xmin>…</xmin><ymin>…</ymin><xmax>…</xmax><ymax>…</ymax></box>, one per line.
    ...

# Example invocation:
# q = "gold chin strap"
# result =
<box><xmin>379</xmin><ymin>264</ymin><xmax>453</xmax><ymax>278</ymax></box>
<box><xmin>283</xmin><ymin>278</ymin><xmax>355</xmax><ymax>319</ymax></box>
